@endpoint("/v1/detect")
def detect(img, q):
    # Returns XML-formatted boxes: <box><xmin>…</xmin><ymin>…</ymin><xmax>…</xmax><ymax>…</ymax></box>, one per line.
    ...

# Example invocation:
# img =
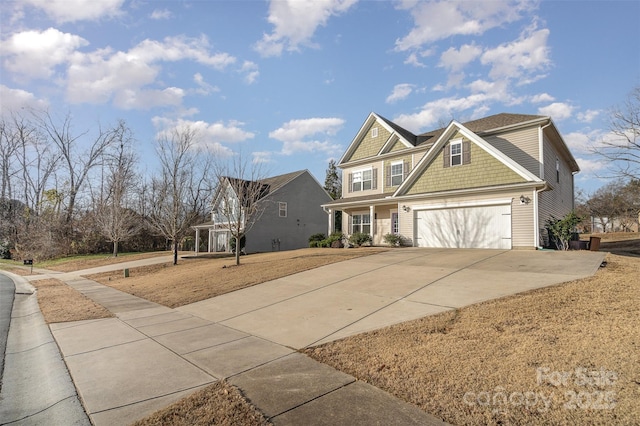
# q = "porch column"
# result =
<box><xmin>328</xmin><ymin>208</ymin><xmax>334</xmax><ymax>235</ymax></box>
<box><xmin>195</xmin><ymin>228</ymin><xmax>200</xmax><ymax>254</ymax></box>
<box><xmin>208</xmin><ymin>228</ymin><xmax>213</xmax><ymax>253</ymax></box>
<box><xmin>370</xmin><ymin>205</ymin><xmax>375</xmax><ymax>236</ymax></box>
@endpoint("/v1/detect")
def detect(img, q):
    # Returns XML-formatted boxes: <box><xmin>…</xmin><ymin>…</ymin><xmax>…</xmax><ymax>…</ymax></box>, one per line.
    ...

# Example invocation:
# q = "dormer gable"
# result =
<box><xmin>340</xmin><ymin>113</ymin><xmax>416</xmax><ymax>164</ymax></box>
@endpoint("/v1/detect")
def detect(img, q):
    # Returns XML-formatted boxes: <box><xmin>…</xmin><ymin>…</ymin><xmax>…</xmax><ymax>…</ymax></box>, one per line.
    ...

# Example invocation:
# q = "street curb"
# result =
<box><xmin>0</xmin><ymin>271</ymin><xmax>90</xmax><ymax>426</ymax></box>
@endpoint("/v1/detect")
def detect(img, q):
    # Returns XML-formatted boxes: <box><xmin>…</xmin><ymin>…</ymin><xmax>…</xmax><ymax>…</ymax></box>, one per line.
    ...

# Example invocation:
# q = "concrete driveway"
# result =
<box><xmin>179</xmin><ymin>248</ymin><xmax>605</xmax><ymax>348</ymax></box>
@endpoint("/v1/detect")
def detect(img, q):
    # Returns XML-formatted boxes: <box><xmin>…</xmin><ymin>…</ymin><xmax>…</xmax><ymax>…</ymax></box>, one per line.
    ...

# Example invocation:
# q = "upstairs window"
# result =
<box><xmin>279</xmin><ymin>202</ymin><xmax>287</xmax><ymax>217</ymax></box>
<box><xmin>350</xmin><ymin>168</ymin><xmax>375</xmax><ymax>192</ymax></box>
<box><xmin>450</xmin><ymin>140</ymin><xmax>462</xmax><ymax>166</ymax></box>
<box><xmin>556</xmin><ymin>158</ymin><xmax>560</xmax><ymax>183</ymax></box>
<box><xmin>443</xmin><ymin>139</ymin><xmax>471</xmax><ymax>168</ymax></box>
<box><xmin>390</xmin><ymin>161</ymin><xmax>404</xmax><ymax>186</ymax></box>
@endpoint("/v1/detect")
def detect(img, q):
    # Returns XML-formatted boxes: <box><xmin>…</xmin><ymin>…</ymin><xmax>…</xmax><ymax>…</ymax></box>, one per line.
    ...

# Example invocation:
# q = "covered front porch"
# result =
<box><xmin>325</xmin><ymin>199</ymin><xmax>400</xmax><ymax>246</ymax></box>
<box><xmin>192</xmin><ymin>222</ymin><xmax>232</xmax><ymax>254</ymax></box>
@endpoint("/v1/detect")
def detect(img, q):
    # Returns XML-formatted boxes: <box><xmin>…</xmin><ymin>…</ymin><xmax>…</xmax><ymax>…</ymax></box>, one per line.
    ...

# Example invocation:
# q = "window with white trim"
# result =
<box><xmin>391</xmin><ymin>161</ymin><xmax>403</xmax><ymax>186</ymax></box>
<box><xmin>352</xmin><ymin>169</ymin><xmax>373</xmax><ymax>192</ymax></box>
<box><xmin>371</xmin><ymin>127</ymin><xmax>378</xmax><ymax>138</ymax></box>
<box><xmin>450</xmin><ymin>139</ymin><xmax>462</xmax><ymax>166</ymax></box>
<box><xmin>351</xmin><ymin>214</ymin><xmax>371</xmax><ymax>234</ymax></box>
<box><xmin>278</xmin><ymin>202</ymin><xmax>287</xmax><ymax>217</ymax></box>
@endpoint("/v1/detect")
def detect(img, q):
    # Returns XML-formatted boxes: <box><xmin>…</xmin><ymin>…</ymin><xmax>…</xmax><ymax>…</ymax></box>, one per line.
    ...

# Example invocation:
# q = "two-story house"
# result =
<box><xmin>194</xmin><ymin>170</ymin><xmax>332</xmax><ymax>254</ymax></box>
<box><xmin>323</xmin><ymin>112</ymin><xmax>579</xmax><ymax>249</ymax></box>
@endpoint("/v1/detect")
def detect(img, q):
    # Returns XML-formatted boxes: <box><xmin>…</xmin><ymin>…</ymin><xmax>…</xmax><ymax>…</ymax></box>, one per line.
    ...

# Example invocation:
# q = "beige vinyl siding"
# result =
<box><xmin>341</xmin><ymin>162</ymin><xmax>383</xmax><ymax>199</ymax></box>
<box><xmin>346</xmin><ymin>124</ymin><xmax>391</xmax><ymax>162</ymax></box>
<box><xmin>538</xmin><ymin>135</ymin><xmax>575</xmax><ymax>245</ymax></box>
<box><xmin>483</xmin><ymin>126</ymin><xmax>541</xmax><ymax>177</ymax></box>
<box><xmin>406</xmin><ymin>141</ymin><xmax>526</xmax><ymax>195</ymax></box>
<box><xmin>398</xmin><ymin>190</ymin><xmax>536</xmax><ymax>249</ymax></box>
<box><xmin>388</xmin><ymin>139</ymin><xmax>408</xmax><ymax>153</ymax></box>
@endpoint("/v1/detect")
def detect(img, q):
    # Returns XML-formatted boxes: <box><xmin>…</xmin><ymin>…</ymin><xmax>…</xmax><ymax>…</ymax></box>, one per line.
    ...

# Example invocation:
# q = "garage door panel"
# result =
<box><xmin>416</xmin><ymin>204</ymin><xmax>511</xmax><ymax>249</ymax></box>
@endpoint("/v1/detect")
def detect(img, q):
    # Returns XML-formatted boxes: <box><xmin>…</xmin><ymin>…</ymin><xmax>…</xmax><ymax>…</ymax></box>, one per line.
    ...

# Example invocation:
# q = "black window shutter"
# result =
<box><xmin>462</xmin><ymin>140</ymin><xmax>471</xmax><ymax>165</ymax></box>
<box><xmin>443</xmin><ymin>144</ymin><xmax>450</xmax><ymax>168</ymax></box>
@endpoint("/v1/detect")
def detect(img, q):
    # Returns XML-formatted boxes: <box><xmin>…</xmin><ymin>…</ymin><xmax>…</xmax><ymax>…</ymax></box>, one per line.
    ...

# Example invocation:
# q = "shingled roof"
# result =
<box><xmin>415</xmin><ymin>113</ymin><xmax>547</xmax><ymax>146</ymax></box>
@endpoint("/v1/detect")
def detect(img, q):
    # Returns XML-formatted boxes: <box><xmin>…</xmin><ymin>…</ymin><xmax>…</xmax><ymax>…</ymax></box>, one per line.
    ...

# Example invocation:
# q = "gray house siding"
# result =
<box><xmin>483</xmin><ymin>125</ymin><xmax>541</xmax><ymax>178</ymax></box>
<box><xmin>538</xmin><ymin>135</ymin><xmax>575</xmax><ymax>246</ymax></box>
<box><xmin>245</xmin><ymin>171</ymin><xmax>331</xmax><ymax>253</ymax></box>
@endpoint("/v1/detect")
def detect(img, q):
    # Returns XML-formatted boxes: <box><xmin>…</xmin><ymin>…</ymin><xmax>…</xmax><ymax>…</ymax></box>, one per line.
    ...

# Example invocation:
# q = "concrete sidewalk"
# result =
<box><xmin>6</xmin><ymin>248</ymin><xmax>605</xmax><ymax>425</ymax></box>
<box><xmin>49</xmin><ymin>274</ymin><xmax>444</xmax><ymax>425</ymax></box>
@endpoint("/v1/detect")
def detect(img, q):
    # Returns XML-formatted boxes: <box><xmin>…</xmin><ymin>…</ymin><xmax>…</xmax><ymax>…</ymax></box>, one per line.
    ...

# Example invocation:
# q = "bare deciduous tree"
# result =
<box><xmin>594</xmin><ymin>86</ymin><xmax>640</xmax><ymax>179</ymax></box>
<box><xmin>94</xmin><ymin>121</ymin><xmax>140</xmax><ymax>256</ymax></box>
<box><xmin>37</xmin><ymin>110</ymin><xmax>120</xmax><ymax>227</ymax></box>
<box><xmin>214</xmin><ymin>154</ymin><xmax>267</xmax><ymax>266</ymax></box>
<box><xmin>147</xmin><ymin>125</ymin><xmax>212</xmax><ymax>265</ymax></box>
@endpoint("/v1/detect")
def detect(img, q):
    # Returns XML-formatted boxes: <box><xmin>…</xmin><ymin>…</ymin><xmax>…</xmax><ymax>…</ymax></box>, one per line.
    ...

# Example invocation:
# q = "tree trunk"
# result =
<box><xmin>235</xmin><ymin>236</ymin><xmax>240</xmax><ymax>266</ymax></box>
<box><xmin>173</xmin><ymin>240</ymin><xmax>178</xmax><ymax>265</ymax></box>
<box><xmin>113</xmin><ymin>241</ymin><xmax>118</xmax><ymax>257</ymax></box>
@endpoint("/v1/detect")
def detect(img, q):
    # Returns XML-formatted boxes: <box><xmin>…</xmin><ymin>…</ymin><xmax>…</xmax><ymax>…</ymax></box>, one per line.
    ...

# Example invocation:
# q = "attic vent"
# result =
<box><xmin>371</xmin><ymin>127</ymin><xmax>378</xmax><ymax>138</ymax></box>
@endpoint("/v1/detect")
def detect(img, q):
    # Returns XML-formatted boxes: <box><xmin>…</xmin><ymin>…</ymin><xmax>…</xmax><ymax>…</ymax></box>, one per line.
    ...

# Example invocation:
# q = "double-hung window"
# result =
<box><xmin>351</xmin><ymin>169</ymin><xmax>373</xmax><ymax>192</ymax></box>
<box><xmin>351</xmin><ymin>214</ymin><xmax>371</xmax><ymax>234</ymax></box>
<box><xmin>450</xmin><ymin>140</ymin><xmax>462</xmax><ymax>166</ymax></box>
<box><xmin>391</xmin><ymin>161</ymin><xmax>403</xmax><ymax>186</ymax></box>
<box><xmin>278</xmin><ymin>202</ymin><xmax>287</xmax><ymax>217</ymax></box>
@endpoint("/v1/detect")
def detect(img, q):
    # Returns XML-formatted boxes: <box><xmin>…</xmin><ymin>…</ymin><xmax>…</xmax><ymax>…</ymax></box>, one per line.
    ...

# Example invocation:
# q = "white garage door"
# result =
<box><xmin>415</xmin><ymin>204</ymin><xmax>511</xmax><ymax>249</ymax></box>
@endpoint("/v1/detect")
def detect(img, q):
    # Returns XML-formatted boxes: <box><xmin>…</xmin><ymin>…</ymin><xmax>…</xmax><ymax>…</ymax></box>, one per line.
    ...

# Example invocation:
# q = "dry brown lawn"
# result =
<box><xmin>30</xmin><ymin>278</ymin><xmax>113</xmax><ymax>324</ymax></box>
<box><xmin>305</xmin><ymin>252</ymin><xmax>640</xmax><ymax>425</ymax></box>
<box><xmin>44</xmin><ymin>251</ymin><xmax>174</xmax><ymax>272</ymax></box>
<box><xmin>89</xmin><ymin>248</ymin><xmax>386</xmax><ymax>308</ymax></box>
<box><xmin>132</xmin><ymin>381</ymin><xmax>271</xmax><ymax>426</ymax></box>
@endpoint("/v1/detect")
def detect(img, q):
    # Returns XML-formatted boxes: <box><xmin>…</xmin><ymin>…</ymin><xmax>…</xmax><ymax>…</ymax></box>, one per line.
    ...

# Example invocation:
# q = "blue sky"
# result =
<box><xmin>1</xmin><ymin>0</ymin><xmax>639</xmax><ymax>195</ymax></box>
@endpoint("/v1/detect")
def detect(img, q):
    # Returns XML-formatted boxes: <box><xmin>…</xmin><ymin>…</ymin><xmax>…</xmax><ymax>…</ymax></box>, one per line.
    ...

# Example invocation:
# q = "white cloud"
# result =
<box><xmin>66</xmin><ymin>35</ymin><xmax>236</xmax><ymax>108</ymax></box>
<box><xmin>564</xmin><ymin>131</ymin><xmax>595</xmax><ymax>154</ymax></box>
<box><xmin>480</xmin><ymin>28</ymin><xmax>550</xmax><ymax>83</ymax></box>
<box><xmin>0</xmin><ymin>85</ymin><xmax>49</xmax><ymax>116</ymax></box>
<box><xmin>404</xmin><ymin>52</ymin><xmax>426</xmax><ymax>68</ymax></box>
<box><xmin>530</xmin><ymin>93</ymin><xmax>555</xmax><ymax>103</ymax></box>
<box><xmin>394</xmin><ymin>82</ymin><xmax>513</xmax><ymax>133</ymax></box>
<box><xmin>240</xmin><ymin>61</ymin><xmax>259</xmax><ymax>84</ymax></box>
<box><xmin>269</xmin><ymin>117</ymin><xmax>345</xmax><ymax>155</ymax></box>
<box><xmin>386</xmin><ymin>83</ymin><xmax>414</xmax><ymax>104</ymax></box>
<box><xmin>152</xmin><ymin>117</ymin><xmax>255</xmax><ymax>154</ymax></box>
<box><xmin>150</xmin><ymin>9</ymin><xmax>172</xmax><ymax>20</ymax></box>
<box><xmin>22</xmin><ymin>0</ymin><xmax>125</xmax><ymax>23</ymax></box>
<box><xmin>395</xmin><ymin>0</ymin><xmax>535</xmax><ymax>51</ymax></box>
<box><xmin>1</xmin><ymin>28</ymin><xmax>88</xmax><ymax>80</ymax></box>
<box><xmin>577</xmin><ymin>109</ymin><xmax>600</xmax><ymax>123</ymax></box>
<box><xmin>254</xmin><ymin>0</ymin><xmax>358</xmax><ymax>57</ymax></box>
<box><xmin>575</xmin><ymin>157</ymin><xmax>606</xmax><ymax>175</ymax></box>
<box><xmin>538</xmin><ymin>102</ymin><xmax>574</xmax><ymax>121</ymax></box>
<box><xmin>114</xmin><ymin>87</ymin><xmax>185</xmax><ymax>110</ymax></box>
<box><xmin>438</xmin><ymin>44</ymin><xmax>482</xmax><ymax>72</ymax></box>
<box><xmin>252</xmin><ymin>151</ymin><xmax>273</xmax><ymax>164</ymax></box>
<box><xmin>193</xmin><ymin>73</ymin><xmax>219</xmax><ymax>95</ymax></box>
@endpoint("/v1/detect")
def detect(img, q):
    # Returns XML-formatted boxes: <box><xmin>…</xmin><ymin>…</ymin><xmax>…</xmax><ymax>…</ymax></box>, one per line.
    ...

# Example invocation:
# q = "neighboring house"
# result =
<box><xmin>323</xmin><ymin>112</ymin><xmax>580</xmax><ymax>249</ymax></box>
<box><xmin>193</xmin><ymin>170</ymin><xmax>332</xmax><ymax>254</ymax></box>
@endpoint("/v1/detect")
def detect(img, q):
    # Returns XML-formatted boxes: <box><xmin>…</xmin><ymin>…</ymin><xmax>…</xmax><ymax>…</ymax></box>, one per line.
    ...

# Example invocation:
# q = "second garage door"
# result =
<box><xmin>415</xmin><ymin>204</ymin><xmax>512</xmax><ymax>249</ymax></box>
